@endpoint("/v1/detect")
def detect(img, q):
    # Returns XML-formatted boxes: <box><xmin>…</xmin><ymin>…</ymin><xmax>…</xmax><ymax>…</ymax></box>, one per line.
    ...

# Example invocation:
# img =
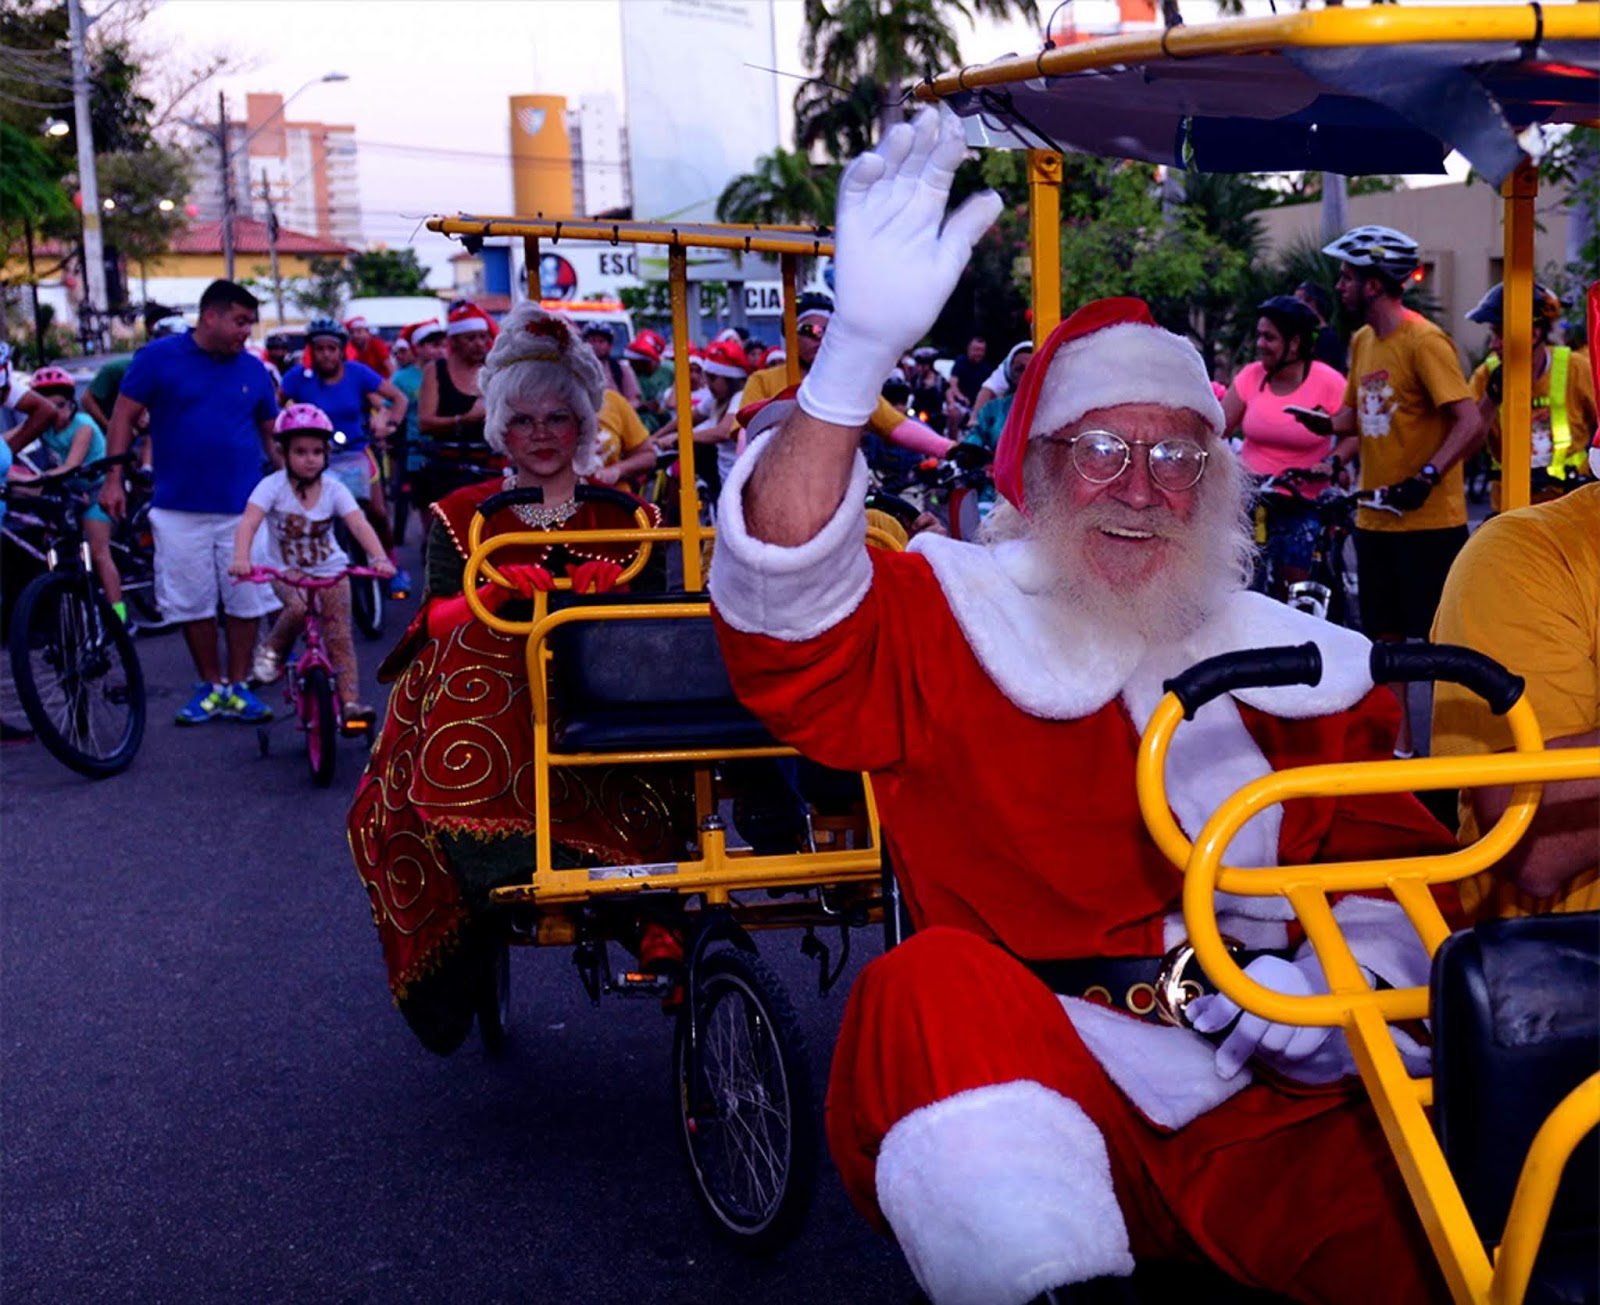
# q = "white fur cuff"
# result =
<box><xmin>707</xmin><ymin>429</ymin><xmax>874</xmax><ymax>642</ymax></box>
<box><xmin>876</xmin><ymin>1081</ymin><xmax>1135</xmax><ymax>1305</ymax></box>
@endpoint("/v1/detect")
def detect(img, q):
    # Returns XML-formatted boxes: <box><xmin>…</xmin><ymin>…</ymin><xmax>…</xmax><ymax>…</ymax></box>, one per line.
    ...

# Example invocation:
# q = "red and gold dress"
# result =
<box><xmin>348</xmin><ymin>478</ymin><xmax>693</xmax><ymax>1021</ymax></box>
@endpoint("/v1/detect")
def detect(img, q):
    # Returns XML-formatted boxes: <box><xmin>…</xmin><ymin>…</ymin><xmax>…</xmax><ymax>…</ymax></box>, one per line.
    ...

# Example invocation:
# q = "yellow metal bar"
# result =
<box><xmin>669</xmin><ymin>246</ymin><xmax>706</xmax><ymax>591</ymax></box>
<box><xmin>1136</xmin><ymin>696</ymin><xmax>1194</xmax><ymax>870</ymax></box>
<box><xmin>461</xmin><ymin>515</ymin><xmax>657</xmax><ymax>634</ymax></box>
<box><xmin>426</xmin><ymin>215</ymin><xmax>834</xmax><ymax>258</ymax></box>
<box><xmin>781</xmin><ymin>254</ymin><xmax>801</xmax><ymax>387</ymax></box>
<box><xmin>1343</xmin><ymin>1002</ymin><xmax>1496</xmax><ymax>1304</ymax></box>
<box><xmin>1492</xmin><ymin>1074</ymin><xmax>1600</xmax><ymax>1305</ymax></box>
<box><xmin>1500</xmin><ymin>161</ymin><xmax>1537</xmax><ymax>512</ymax></box>
<box><xmin>1027</xmin><ymin>151</ymin><xmax>1063</xmax><ymax>343</ymax></box>
<box><xmin>545</xmin><ymin>746</ymin><xmax>797</xmax><ymax>767</ymax></box>
<box><xmin>487</xmin><ymin>846</ymin><xmax>883</xmax><ymax>905</ymax></box>
<box><xmin>522</xmin><ymin>235</ymin><xmax>540</xmax><ymax>296</ymax></box>
<box><xmin>914</xmin><ymin>6</ymin><xmax>1600</xmax><ymax>100</ymax></box>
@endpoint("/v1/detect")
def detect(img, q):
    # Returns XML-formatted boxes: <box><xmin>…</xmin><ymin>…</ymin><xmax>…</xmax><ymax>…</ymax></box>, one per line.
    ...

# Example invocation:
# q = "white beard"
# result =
<box><xmin>980</xmin><ymin>445</ymin><xmax>1254</xmax><ymax>648</ymax></box>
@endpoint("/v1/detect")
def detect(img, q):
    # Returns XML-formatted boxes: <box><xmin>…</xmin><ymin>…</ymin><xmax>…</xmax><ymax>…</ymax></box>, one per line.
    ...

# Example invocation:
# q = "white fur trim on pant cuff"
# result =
<box><xmin>708</xmin><ymin>429</ymin><xmax>873</xmax><ymax>642</ymax></box>
<box><xmin>876</xmin><ymin>1080</ymin><xmax>1135</xmax><ymax>1305</ymax></box>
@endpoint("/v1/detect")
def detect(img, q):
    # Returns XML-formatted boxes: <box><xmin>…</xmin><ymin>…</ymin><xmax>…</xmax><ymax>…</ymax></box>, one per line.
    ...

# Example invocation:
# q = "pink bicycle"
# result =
<box><xmin>238</xmin><ymin>565</ymin><xmax>381</xmax><ymax>787</ymax></box>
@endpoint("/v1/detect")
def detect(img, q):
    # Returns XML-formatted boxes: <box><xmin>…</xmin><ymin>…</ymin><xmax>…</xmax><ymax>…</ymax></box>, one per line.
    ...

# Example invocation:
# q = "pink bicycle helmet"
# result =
<box><xmin>273</xmin><ymin>402</ymin><xmax>336</xmax><ymax>442</ymax></box>
<box><xmin>29</xmin><ymin>365</ymin><xmax>77</xmax><ymax>398</ymax></box>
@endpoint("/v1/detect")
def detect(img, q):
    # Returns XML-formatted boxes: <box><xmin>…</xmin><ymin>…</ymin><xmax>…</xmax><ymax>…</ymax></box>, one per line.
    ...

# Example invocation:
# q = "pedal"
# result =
<box><xmin>613</xmin><ymin>969</ymin><xmax>675</xmax><ymax>998</ymax></box>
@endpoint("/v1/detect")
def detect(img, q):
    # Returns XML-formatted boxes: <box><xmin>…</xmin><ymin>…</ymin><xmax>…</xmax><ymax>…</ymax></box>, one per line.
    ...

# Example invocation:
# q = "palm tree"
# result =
<box><xmin>793</xmin><ymin>74</ymin><xmax>880</xmax><ymax>163</ymax></box>
<box><xmin>716</xmin><ymin>148</ymin><xmax>839</xmax><ymax>227</ymax></box>
<box><xmin>800</xmin><ymin>0</ymin><xmax>1041</xmax><ymax>141</ymax></box>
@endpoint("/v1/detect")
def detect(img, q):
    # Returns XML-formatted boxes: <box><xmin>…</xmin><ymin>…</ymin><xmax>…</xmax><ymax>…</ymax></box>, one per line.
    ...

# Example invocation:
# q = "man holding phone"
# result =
<box><xmin>1291</xmin><ymin>225</ymin><xmax>1483</xmax><ymax>756</ymax></box>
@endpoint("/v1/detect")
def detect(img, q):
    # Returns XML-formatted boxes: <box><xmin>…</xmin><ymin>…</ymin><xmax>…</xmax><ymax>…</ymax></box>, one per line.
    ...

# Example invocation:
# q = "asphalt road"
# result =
<box><xmin>1</xmin><ymin>553</ymin><xmax>916</xmax><ymax>1305</ymax></box>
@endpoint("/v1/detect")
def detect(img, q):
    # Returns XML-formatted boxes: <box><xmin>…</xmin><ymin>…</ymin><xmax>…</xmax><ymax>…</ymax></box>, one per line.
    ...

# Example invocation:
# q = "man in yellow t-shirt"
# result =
<box><xmin>1463</xmin><ymin>281</ymin><xmax>1597</xmax><ymax>511</ymax></box>
<box><xmin>1430</xmin><ymin>483</ymin><xmax>1600</xmax><ymax>918</ymax></box>
<box><xmin>1308</xmin><ymin>226</ymin><xmax>1484</xmax><ymax>756</ymax></box>
<box><xmin>736</xmin><ymin>292</ymin><xmax>952</xmax><ymax>457</ymax></box>
<box><xmin>592</xmin><ymin>388</ymin><xmax>657</xmax><ymax>488</ymax></box>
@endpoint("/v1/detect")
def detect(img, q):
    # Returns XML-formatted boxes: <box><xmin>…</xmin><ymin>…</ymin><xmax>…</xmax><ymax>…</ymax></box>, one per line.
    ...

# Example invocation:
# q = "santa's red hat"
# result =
<box><xmin>994</xmin><ymin>297</ymin><xmax>1225</xmax><ymax>515</ymax></box>
<box><xmin>447</xmin><ymin>300</ymin><xmax>497</xmax><ymax>338</ymax></box>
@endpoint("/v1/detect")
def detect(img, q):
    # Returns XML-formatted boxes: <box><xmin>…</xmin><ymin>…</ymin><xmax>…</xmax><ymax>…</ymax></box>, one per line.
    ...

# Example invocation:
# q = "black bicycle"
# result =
<box><xmin>2</xmin><ymin>456</ymin><xmax>146</xmax><ymax>778</ymax></box>
<box><xmin>1251</xmin><ymin>470</ymin><xmax>1400</xmax><ymax>628</ymax></box>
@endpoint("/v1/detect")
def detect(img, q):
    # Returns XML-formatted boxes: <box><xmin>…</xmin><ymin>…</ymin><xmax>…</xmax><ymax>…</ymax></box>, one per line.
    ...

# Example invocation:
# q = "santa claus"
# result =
<box><xmin>709</xmin><ymin>110</ymin><xmax>1457</xmax><ymax>1304</ymax></box>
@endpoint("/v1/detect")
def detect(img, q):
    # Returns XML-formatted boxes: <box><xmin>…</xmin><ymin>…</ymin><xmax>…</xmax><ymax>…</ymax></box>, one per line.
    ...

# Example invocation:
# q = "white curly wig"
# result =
<box><xmin>478</xmin><ymin>302</ymin><xmax>609</xmax><ymax>474</ymax></box>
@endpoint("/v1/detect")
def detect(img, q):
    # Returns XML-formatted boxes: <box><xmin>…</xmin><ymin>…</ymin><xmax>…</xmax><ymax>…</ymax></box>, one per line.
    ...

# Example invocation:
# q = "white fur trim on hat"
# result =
<box><xmin>876</xmin><ymin>1080</ymin><xmax>1135</xmax><ymax>1304</ymax></box>
<box><xmin>701</xmin><ymin>358</ymin><xmax>748</xmax><ymax>381</ymax></box>
<box><xmin>1030</xmin><ymin>320</ymin><xmax>1225</xmax><ymax>438</ymax></box>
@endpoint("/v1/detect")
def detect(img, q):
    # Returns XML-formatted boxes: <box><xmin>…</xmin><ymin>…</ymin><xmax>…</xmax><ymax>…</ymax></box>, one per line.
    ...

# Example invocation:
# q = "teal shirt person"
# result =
<box><xmin>41</xmin><ymin>411</ymin><xmax>112</xmax><ymax>523</ymax></box>
<box><xmin>392</xmin><ymin>362</ymin><xmax>425</xmax><ymax>465</ymax></box>
<box><xmin>961</xmin><ymin>391</ymin><xmax>1014</xmax><ymax>509</ymax></box>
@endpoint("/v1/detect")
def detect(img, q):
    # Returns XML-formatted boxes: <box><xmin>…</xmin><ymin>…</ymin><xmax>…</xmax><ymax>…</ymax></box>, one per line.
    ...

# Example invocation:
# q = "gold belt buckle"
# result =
<box><xmin>1154</xmin><ymin>934</ymin><xmax>1245</xmax><ymax>1028</ymax></box>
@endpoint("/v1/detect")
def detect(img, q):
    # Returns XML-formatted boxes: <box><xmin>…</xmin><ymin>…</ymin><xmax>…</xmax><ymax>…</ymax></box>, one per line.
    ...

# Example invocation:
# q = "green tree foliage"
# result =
<box><xmin>799</xmin><ymin>0</ymin><xmax>1040</xmax><ymax>143</ymax></box>
<box><xmin>716</xmin><ymin>148</ymin><xmax>838</xmax><ymax>227</ymax></box>
<box><xmin>285</xmin><ymin>256</ymin><xmax>352</xmax><ymax>318</ymax></box>
<box><xmin>348</xmin><ymin>249</ymin><xmax>430</xmax><ymax>297</ymax></box>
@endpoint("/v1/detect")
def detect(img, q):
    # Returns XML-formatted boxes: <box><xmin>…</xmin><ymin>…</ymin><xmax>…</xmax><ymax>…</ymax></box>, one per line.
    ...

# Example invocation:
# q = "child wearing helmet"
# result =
<box><xmin>30</xmin><ymin>367</ymin><xmax>126</xmax><ymax>621</ymax></box>
<box><xmin>228</xmin><ymin>403</ymin><xmax>394</xmax><ymax>731</ymax></box>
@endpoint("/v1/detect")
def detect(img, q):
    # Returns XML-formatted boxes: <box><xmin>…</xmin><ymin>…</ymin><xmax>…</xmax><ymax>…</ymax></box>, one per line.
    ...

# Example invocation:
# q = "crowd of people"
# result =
<box><xmin>2</xmin><ymin>108</ymin><xmax>1595</xmax><ymax>1304</ymax></box>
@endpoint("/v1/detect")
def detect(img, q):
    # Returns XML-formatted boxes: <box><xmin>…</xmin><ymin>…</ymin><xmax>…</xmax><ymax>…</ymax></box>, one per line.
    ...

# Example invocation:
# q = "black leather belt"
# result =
<box><xmin>1022</xmin><ymin>945</ymin><xmax>1288</xmax><ymax>1025</ymax></box>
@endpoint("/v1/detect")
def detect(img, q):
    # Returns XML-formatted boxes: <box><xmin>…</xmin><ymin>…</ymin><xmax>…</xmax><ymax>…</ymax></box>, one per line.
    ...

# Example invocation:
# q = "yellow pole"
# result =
<box><xmin>781</xmin><ymin>254</ymin><xmax>801</xmax><ymax>387</ymax></box>
<box><xmin>1028</xmin><ymin>150</ymin><xmax>1064</xmax><ymax>345</ymax></box>
<box><xmin>669</xmin><ymin>245</ymin><xmax>705</xmax><ymax>591</ymax></box>
<box><xmin>1500</xmin><ymin>161</ymin><xmax>1537</xmax><ymax>512</ymax></box>
<box><xmin>523</xmin><ymin>235</ymin><xmax>541</xmax><ymax>303</ymax></box>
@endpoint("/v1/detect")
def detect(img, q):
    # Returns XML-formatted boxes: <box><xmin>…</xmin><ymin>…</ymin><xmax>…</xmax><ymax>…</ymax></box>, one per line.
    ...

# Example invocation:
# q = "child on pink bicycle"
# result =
<box><xmin>229</xmin><ymin>404</ymin><xmax>394</xmax><ymax>732</ymax></box>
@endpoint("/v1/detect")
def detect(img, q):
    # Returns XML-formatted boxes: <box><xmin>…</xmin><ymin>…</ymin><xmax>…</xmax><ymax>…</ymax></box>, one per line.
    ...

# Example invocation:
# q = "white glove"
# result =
<box><xmin>1186</xmin><ymin>954</ymin><xmax>1357</xmax><ymax>1085</ymax></box>
<box><xmin>798</xmin><ymin>107</ymin><xmax>1003</xmax><ymax>429</ymax></box>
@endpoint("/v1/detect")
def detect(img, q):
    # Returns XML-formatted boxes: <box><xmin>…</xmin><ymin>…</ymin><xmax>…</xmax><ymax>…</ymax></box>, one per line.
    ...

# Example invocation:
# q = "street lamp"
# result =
<box><xmin>43</xmin><ymin>118</ymin><xmax>71</xmax><ymax>137</ymax></box>
<box><xmin>194</xmin><ymin>72</ymin><xmax>349</xmax><ymax>280</ymax></box>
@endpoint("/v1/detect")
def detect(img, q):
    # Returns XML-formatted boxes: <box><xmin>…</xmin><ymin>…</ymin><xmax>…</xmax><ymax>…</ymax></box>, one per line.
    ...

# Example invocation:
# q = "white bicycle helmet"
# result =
<box><xmin>1321</xmin><ymin>225</ymin><xmax>1422</xmax><ymax>283</ymax></box>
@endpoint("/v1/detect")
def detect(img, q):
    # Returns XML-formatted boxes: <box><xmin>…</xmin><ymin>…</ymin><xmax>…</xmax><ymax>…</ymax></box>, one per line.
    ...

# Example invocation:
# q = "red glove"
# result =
<box><xmin>425</xmin><ymin>564</ymin><xmax>556</xmax><ymax>639</ymax></box>
<box><xmin>568</xmin><ymin>558</ymin><xmax>624</xmax><ymax>595</ymax></box>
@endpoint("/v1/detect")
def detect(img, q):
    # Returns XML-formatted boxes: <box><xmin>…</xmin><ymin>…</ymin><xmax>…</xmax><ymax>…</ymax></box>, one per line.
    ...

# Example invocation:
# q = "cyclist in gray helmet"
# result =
<box><xmin>1295</xmin><ymin>224</ymin><xmax>1483</xmax><ymax>758</ymax></box>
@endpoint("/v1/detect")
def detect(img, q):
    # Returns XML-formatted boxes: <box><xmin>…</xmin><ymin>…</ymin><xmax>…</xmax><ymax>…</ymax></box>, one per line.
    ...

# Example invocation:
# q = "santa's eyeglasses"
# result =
<box><xmin>1037</xmin><ymin>428</ymin><xmax>1209</xmax><ymax>492</ymax></box>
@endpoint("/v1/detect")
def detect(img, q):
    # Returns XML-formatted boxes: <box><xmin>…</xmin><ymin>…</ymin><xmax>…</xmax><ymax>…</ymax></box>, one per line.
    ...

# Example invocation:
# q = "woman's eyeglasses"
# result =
<box><xmin>505</xmin><ymin>411</ymin><xmax>578</xmax><ymax>438</ymax></box>
<box><xmin>1035</xmin><ymin>428</ymin><xmax>1209</xmax><ymax>492</ymax></box>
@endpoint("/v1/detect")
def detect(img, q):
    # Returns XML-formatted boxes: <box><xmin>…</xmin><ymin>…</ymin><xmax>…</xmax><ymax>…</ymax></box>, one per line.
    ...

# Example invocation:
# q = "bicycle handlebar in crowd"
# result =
<box><xmin>236</xmin><ymin>566</ymin><xmax>386</xmax><ymax>589</ymax></box>
<box><xmin>1163</xmin><ymin>642</ymin><xmax>1325</xmax><ymax>719</ymax></box>
<box><xmin>1370</xmin><ymin>642</ymin><xmax>1525</xmax><ymax>715</ymax></box>
<box><xmin>475</xmin><ymin>482</ymin><xmax>643</xmax><ymax>521</ymax></box>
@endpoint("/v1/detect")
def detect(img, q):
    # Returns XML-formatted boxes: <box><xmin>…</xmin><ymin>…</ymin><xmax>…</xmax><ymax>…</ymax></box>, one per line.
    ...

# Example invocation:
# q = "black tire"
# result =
<box><xmin>337</xmin><ymin>521</ymin><xmax>386</xmax><ymax>641</ymax></box>
<box><xmin>8</xmin><ymin>572</ymin><xmax>145</xmax><ymax>779</ymax></box>
<box><xmin>476</xmin><ymin>938</ymin><xmax>511</xmax><ymax>1055</ymax></box>
<box><xmin>674</xmin><ymin>948</ymin><xmax>817</xmax><ymax>1256</ymax></box>
<box><xmin>301</xmin><ymin>665</ymin><xmax>338</xmax><ymax>788</ymax></box>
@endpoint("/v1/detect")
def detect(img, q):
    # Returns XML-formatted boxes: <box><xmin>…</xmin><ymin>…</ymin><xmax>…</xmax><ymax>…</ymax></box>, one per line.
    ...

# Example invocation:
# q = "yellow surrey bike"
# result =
<box><xmin>1136</xmin><ymin>641</ymin><xmax>1599</xmax><ymax>1305</ymax></box>
<box><xmin>425</xmin><ymin>218</ymin><xmax>902</xmax><ymax>1255</ymax></box>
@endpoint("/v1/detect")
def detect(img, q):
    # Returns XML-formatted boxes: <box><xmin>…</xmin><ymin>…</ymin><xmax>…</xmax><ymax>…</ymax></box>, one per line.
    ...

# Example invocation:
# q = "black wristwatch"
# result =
<box><xmin>1420</xmin><ymin>463</ymin><xmax>1441</xmax><ymax>486</ymax></box>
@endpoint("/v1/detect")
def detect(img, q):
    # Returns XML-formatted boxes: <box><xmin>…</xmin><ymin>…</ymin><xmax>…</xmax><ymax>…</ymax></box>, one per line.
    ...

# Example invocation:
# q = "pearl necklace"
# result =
<box><xmin>510</xmin><ymin>498</ymin><xmax>579</xmax><ymax>530</ymax></box>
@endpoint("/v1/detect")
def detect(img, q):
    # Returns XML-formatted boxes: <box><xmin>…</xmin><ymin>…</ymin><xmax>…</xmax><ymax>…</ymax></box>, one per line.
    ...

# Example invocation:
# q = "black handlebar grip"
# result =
<box><xmin>1370</xmin><ymin>642</ymin><xmax>1525</xmax><ymax>715</ymax></box>
<box><xmin>574</xmin><ymin>483</ymin><xmax>648</xmax><ymax>515</ymax></box>
<box><xmin>475</xmin><ymin>486</ymin><xmax>545</xmax><ymax>519</ymax></box>
<box><xmin>1163</xmin><ymin>642</ymin><xmax>1324</xmax><ymax>720</ymax></box>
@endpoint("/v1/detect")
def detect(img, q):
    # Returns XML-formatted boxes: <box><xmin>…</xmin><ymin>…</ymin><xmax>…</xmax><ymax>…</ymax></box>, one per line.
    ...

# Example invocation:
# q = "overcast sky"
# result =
<box><xmin>141</xmin><ymin>0</ymin><xmax>1475</xmax><ymax>284</ymax></box>
<box><xmin>142</xmin><ymin>0</ymin><xmax>1049</xmax><ymax>282</ymax></box>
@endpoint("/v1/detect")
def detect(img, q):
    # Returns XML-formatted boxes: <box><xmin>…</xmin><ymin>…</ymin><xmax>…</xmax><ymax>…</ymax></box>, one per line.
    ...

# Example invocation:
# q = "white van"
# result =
<box><xmin>342</xmin><ymin>296</ymin><xmax>447</xmax><ymax>342</ymax></box>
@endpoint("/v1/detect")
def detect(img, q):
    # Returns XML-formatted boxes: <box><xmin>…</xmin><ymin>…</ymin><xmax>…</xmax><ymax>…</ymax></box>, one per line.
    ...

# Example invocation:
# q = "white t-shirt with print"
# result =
<box><xmin>247</xmin><ymin>470</ymin><xmax>359</xmax><ymax>578</ymax></box>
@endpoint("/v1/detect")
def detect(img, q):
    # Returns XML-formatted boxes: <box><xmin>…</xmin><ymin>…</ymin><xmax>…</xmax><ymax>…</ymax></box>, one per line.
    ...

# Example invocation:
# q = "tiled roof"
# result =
<box><xmin>166</xmin><ymin>217</ymin><xmax>354</xmax><ymax>256</ymax></box>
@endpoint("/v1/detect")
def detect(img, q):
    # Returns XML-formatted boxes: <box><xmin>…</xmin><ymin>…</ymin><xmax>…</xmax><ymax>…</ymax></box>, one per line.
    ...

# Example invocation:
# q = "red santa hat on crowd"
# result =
<box><xmin>994</xmin><ymin>297</ymin><xmax>1225</xmax><ymax>516</ymax></box>
<box><xmin>344</xmin><ymin>315</ymin><xmax>369</xmax><ymax>332</ymax></box>
<box><xmin>404</xmin><ymin>318</ymin><xmax>447</xmax><ymax>345</ymax></box>
<box><xmin>447</xmin><ymin>300</ymin><xmax>498</xmax><ymax>338</ymax></box>
<box><xmin>700</xmin><ymin>338</ymin><xmax>750</xmax><ymax>380</ymax></box>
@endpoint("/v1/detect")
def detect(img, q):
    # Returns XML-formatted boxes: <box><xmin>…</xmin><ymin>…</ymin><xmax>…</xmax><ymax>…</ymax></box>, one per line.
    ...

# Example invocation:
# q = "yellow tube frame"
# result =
<box><xmin>1136</xmin><ymin>689</ymin><xmax>1600</xmax><ymax>1304</ymax></box>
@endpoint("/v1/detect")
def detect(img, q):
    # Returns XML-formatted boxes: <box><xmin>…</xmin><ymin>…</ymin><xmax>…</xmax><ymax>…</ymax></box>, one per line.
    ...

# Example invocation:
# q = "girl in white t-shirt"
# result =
<box><xmin>229</xmin><ymin>404</ymin><xmax>393</xmax><ymax>730</ymax></box>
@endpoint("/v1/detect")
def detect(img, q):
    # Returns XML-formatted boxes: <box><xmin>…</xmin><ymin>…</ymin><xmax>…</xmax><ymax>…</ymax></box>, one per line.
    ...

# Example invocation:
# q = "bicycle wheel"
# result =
<box><xmin>300</xmin><ymin>665</ymin><xmax>338</xmax><ymax>788</ymax></box>
<box><xmin>674</xmin><ymin>948</ymin><xmax>817</xmax><ymax>1256</ymax></box>
<box><xmin>350</xmin><ymin>570</ymin><xmax>384</xmax><ymax>641</ymax></box>
<box><xmin>8</xmin><ymin>571</ymin><xmax>145</xmax><ymax>779</ymax></box>
<box><xmin>476</xmin><ymin>937</ymin><xmax>511</xmax><ymax>1055</ymax></box>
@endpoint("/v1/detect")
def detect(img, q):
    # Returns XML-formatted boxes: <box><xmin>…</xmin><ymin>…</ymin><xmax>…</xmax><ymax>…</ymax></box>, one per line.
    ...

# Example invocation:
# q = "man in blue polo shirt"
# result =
<box><xmin>101</xmin><ymin>279</ymin><xmax>280</xmax><ymax>725</ymax></box>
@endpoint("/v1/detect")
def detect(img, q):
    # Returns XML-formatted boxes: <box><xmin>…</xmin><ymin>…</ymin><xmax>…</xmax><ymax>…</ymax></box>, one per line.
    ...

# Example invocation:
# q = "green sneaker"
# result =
<box><xmin>220</xmin><ymin>681</ymin><xmax>274</xmax><ymax>723</ymax></box>
<box><xmin>176</xmin><ymin>682</ymin><xmax>229</xmax><ymax>726</ymax></box>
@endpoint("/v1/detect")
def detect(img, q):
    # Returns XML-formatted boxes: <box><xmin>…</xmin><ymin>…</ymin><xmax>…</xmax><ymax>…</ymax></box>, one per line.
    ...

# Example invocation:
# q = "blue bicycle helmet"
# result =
<box><xmin>305</xmin><ymin>316</ymin><xmax>349</xmax><ymax>344</ymax></box>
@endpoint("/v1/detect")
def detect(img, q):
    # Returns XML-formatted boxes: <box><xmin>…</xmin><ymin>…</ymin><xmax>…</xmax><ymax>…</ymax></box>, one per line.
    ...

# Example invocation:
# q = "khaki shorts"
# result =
<box><xmin>150</xmin><ymin>508</ymin><xmax>279</xmax><ymax>623</ymax></box>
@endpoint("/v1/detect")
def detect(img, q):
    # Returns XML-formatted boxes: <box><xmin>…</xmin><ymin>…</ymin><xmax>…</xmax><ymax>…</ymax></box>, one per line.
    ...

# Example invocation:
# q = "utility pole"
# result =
<box><xmin>219</xmin><ymin>91</ymin><xmax>237</xmax><ymax>281</ymax></box>
<box><xmin>1320</xmin><ymin>173</ymin><xmax>1349</xmax><ymax>244</ymax></box>
<box><xmin>262</xmin><ymin>170</ymin><xmax>285</xmax><ymax>324</ymax></box>
<box><xmin>67</xmin><ymin>0</ymin><xmax>107</xmax><ymax>352</ymax></box>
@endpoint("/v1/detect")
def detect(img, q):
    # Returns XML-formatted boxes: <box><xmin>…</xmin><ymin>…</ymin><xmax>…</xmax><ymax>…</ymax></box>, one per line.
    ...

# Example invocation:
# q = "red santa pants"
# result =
<box><xmin>827</xmin><ymin>927</ymin><xmax>1449</xmax><ymax>1305</ymax></box>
